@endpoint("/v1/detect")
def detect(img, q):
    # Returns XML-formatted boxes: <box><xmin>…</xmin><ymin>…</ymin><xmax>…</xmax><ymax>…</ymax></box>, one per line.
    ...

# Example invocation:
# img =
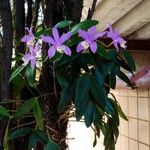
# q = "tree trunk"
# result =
<box><xmin>39</xmin><ymin>0</ymin><xmax>83</xmax><ymax>149</ymax></box>
<box><xmin>0</xmin><ymin>0</ymin><xmax>13</xmax><ymax>149</ymax></box>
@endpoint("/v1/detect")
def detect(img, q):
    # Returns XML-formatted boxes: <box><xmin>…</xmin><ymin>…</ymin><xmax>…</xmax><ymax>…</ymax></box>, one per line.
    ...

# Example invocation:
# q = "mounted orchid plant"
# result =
<box><xmin>2</xmin><ymin>20</ymin><xmax>135</xmax><ymax>150</ymax></box>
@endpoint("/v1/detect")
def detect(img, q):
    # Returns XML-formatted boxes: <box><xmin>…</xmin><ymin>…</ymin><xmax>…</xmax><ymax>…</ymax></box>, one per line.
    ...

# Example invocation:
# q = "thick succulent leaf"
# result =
<box><xmin>84</xmin><ymin>102</ymin><xmax>94</xmax><ymax>128</ymax></box>
<box><xmin>123</xmin><ymin>50</ymin><xmax>136</xmax><ymax>71</ymax></box>
<box><xmin>45</xmin><ymin>140</ymin><xmax>60</xmax><ymax>150</ymax></box>
<box><xmin>9</xmin><ymin>65</ymin><xmax>25</xmax><ymax>82</ymax></box>
<box><xmin>90</xmin><ymin>77</ymin><xmax>107</xmax><ymax>108</ymax></box>
<box><xmin>33</xmin><ymin>129</ymin><xmax>49</xmax><ymax>145</ymax></box>
<box><xmin>55</xmin><ymin>20</ymin><xmax>72</xmax><ymax>28</ymax></box>
<box><xmin>109</xmin><ymin>72</ymin><xmax>116</xmax><ymax>89</ymax></box>
<box><xmin>33</xmin><ymin>99</ymin><xmax>43</xmax><ymax>130</ymax></box>
<box><xmin>28</xmin><ymin>133</ymin><xmax>38</xmax><ymax>150</ymax></box>
<box><xmin>9</xmin><ymin>127</ymin><xmax>33</xmax><ymax>140</ymax></box>
<box><xmin>15</xmin><ymin>97</ymin><xmax>36</xmax><ymax>118</ymax></box>
<box><xmin>70</xmin><ymin>20</ymin><xmax>99</xmax><ymax>35</ymax></box>
<box><xmin>75</xmin><ymin>73</ymin><xmax>91</xmax><ymax>121</ymax></box>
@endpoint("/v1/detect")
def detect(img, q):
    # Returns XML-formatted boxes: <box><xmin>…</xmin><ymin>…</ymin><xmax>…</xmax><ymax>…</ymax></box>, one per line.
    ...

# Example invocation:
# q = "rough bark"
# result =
<box><xmin>26</xmin><ymin>0</ymin><xmax>33</xmax><ymax>28</ymax></box>
<box><xmin>32</xmin><ymin>0</ymin><xmax>41</xmax><ymax>29</ymax></box>
<box><xmin>13</xmin><ymin>0</ymin><xmax>25</xmax><ymax>54</ymax></box>
<box><xmin>0</xmin><ymin>0</ymin><xmax>13</xmax><ymax>149</ymax></box>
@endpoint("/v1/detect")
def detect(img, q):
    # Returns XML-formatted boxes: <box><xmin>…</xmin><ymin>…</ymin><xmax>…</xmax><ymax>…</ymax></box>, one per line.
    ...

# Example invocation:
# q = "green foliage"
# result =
<box><xmin>45</xmin><ymin>140</ymin><xmax>61</xmax><ymax>150</ymax></box>
<box><xmin>7</xmin><ymin>19</ymin><xmax>136</xmax><ymax>150</ymax></box>
<box><xmin>15</xmin><ymin>97</ymin><xmax>36</xmax><ymax>118</ymax></box>
<box><xmin>123</xmin><ymin>50</ymin><xmax>136</xmax><ymax>71</ymax></box>
<box><xmin>75</xmin><ymin>73</ymin><xmax>91</xmax><ymax>120</ymax></box>
<box><xmin>55</xmin><ymin>20</ymin><xmax>73</xmax><ymax>28</ymax></box>
<box><xmin>0</xmin><ymin>105</ymin><xmax>10</xmax><ymax>117</ymax></box>
<box><xmin>33</xmin><ymin>99</ymin><xmax>43</xmax><ymax>130</ymax></box>
<box><xmin>9</xmin><ymin>65</ymin><xmax>25</xmax><ymax>82</ymax></box>
<box><xmin>9</xmin><ymin>127</ymin><xmax>33</xmax><ymax>139</ymax></box>
<box><xmin>70</xmin><ymin>20</ymin><xmax>99</xmax><ymax>35</ymax></box>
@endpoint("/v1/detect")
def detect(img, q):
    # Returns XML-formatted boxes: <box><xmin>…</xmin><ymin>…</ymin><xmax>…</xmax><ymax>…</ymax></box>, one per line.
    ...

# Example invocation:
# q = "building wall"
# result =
<box><xmin>114</xmin><ymin>51</ymin><xmax>150</xmax><ymax>150</ymax></box>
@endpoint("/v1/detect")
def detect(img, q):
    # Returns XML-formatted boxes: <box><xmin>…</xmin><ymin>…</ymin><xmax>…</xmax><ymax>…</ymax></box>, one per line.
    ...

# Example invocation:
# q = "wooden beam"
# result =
<box><xmin>93</xmin><ymin>0</ymin><xmax>142</xmax><ymax>31</ymax></box>
<box><xmin>129</xmin><ymin>22</ymin><xmax>150</xmax><ymax>40</ymax></box>
<box><xmin>113</xmin><ymin>0</ymin><xmax>150</xmax><ymax>37</ymax></box>
<box><xmin>100</xmin><ymin>39</ymin><xmax>150</xmax><ymax>51</ymax></box>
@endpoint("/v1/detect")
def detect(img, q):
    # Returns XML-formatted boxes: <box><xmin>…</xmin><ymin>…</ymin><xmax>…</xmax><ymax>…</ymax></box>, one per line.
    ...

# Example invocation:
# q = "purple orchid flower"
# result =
<box><xmin>22</xmin><ymin>42</ymin><xmax>41</xmax><ymax>69</ymax></box>
<box><xmin>41</xmin><ymin>27</ymin><xmax>72</xmax><ymax>58</ymax></box>
<box><xmin>77</xmin><ymin>26</ymin><xmax>106</xmax><ymax>53</ymax></box>
<box><xmin>21</xmin><ymin>27</ymin><xmax>35</xmax><ymax>46</ymax></box>
<box><xmin>107</xmin><ymin>24</ymin><xmax>127</xmax><ymax>51</ymax></box>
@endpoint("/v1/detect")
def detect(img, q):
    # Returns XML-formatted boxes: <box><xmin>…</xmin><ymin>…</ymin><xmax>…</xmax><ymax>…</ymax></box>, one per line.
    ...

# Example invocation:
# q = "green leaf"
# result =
<box><xmin>109</xmin><ymin>72</ymin><xmax>116</xmax><ymax>89</ymax></box>
<box><xmin>123</xmin><ymin>50</ymin><xmax>136</xmax><ymax>71</ymax></box>
<box><xmin>92</xmin><ymin>107</ymin><xmax>102</xmax><ymax>126</ymax></box>
<box><xmin>12</xmin><ymin>74</ymin><xmax>26</xmax><ymax>93</ymax></box>
<box><xmin>105</xmin><ymin>99</ymin><xmax>115</xmax><ymax>116</ymax></box>
<box><xmin>70</xmin><ymin>20</ymin><xmax>99</xmax><ymax>35</ymax></box>
<box><xmin>93</xmin><ymin>134</ymin><xmax>97</xmax><ymax>147</ymax></box>
<box><xmin>9</xmin><ymin>65</ymin><xmax>25</xmax><ymax>82</ymax></box>
<box><xmin>117</xmin><ymin>71</ymin><xmax>133</xmax><ymax>87</ymax></box>
<box><xmin>33</xmin><ymin>99</ymin><xmax>43</xmax><ymax>130</ymax></box>
<box><xmin>75</xmin><ymin>73</ymin><xmax>91</xmax><ymax>121</ymax></box>
<box><xmin>0</xmin><ymin>105</ymin><xmax>10</xmax><ymax>117</ymax></box>
<box><xmin>117</xmin><ymin>103</ymin><xmax>128</xmax><ymax>121</ymax></box>
<box><xmin>33</xmin><ymin>129</ymin><xmax>49</xmax><ymax>145</ymax></box>
<box><xmin>35</xmin><ymin>28</ymin><xmax>50</xmax><ymax>37</ymax></box>
<box><xmin>90</xmin><ymin>77</ymin><xmax>107</xmax><ymax>107</ymax></box>
<box><xmin>9</xmin><ymin>127</ymin><xmax>33</xmax><ymax>140</ymax></box>
<box><xmin>45</xmin><ymin>140</ymin><xmax>60</xmax><ymax>150</ymax></box>
<box><xmin>26</xmin><ymin>66</ymin><xmax>36</xmax><ymax>85</ymax></box>
<box><xmin>56</xmin><ymin>70</ymin><xmax>68</xmax><ymax>88</ymax></box>
<box><xmin>58</xmin><ymin>87</ymin><xmax>71</xmax><ymax>113</ymax></box>
<box><xmin>28</xmin><ymin>133</ymin><xmax>38</xmax><ymax>150</ymax></box>
<box><xmin>15</xmin><ymin>97</ymin><xmax>36</xmax><ymax>118</ymax></box>
<box><xmin>84</xmin><ymin>102</ymin><xmax>94</xmax><ymax>128</ymax></box>
<box><xmin>55</xmin><ymin>20</ymin><xmax>73</xmax><ymax>28</ymax></box>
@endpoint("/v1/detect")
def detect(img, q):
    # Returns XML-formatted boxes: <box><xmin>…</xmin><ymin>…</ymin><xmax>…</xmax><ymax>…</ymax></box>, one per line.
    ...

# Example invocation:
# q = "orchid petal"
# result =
<box><xmin>108</xmin><ymin>24</ymin><xmax>114</xmax><ymax>35</ymax></box>
<box><xmin>61</xmin><ymin>45</ymin><xmax>71</xmax><ymax>56</ymax></box>
<box><xmin>21</xmin><ymin>35</ymin><xmax>32</xmax><ymax>42</ymax></box>
<box><xmin>113</xmin><ymin>42</ymin><xmax>119</xmax><ymax>51</ymax></box>
<box><xmin>22</xmin><ymin>54</ymin><xmax>32</xmax><ymax>65</ymax></box>
<box><xmin>76</xmin><ymin>42</ymin><xmax>84</xmax><ymax>53</ymax></box>
<box><xmin>90</xmin><ymin>42</ymin><xmax>97</xmax><ymax>53</ymax></box>
<box><xmin>31</xmin><ymin>59</ymin><xmax>36</xmax><ymax>69</ymax></box>
<box><xmin>87</xmin><ymin>26</ymin><xmax>96</xmax><ymax>35</ymax></box>
<box><xmin>92</xmin><ymin>31</ymin><xmax>106</xmax><ymax>41</ymax></box>
<box><xmin>41</xmin><ymin>35</ymin><xmax>55</xmax><ymax>45</ymax></box>
<box><xmin>52</xmin><ymin>27</ymin><xmax>60</xmax><ymax>43</ymax></box>
<box><xmin>48</xmin><ymin>46</ymin><xmax>56</xmax><ymax>58</ymax></box>
<box><xmin>78</xmin><ymin>29</ymin><xmax>89</xmax><ymax>40</ymax></box>
<box><xmin>60</xmin><ymin>32</ymin><xmax>71</xmax><ymax>44</ymax></box>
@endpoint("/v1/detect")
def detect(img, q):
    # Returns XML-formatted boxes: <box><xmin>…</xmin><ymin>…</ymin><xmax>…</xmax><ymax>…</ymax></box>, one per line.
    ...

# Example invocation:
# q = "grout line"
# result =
<box><xmin>120</xmin><ymin>134</ymin><xmax>150</xmax><ymax>147</ymax></box>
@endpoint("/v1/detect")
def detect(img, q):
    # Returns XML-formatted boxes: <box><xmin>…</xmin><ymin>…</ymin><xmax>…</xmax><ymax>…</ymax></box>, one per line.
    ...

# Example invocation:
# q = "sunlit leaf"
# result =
<box><xmin>9</xmin><ymin>65</ymin><xmax>25</xmax><ymax>82</ymax></box>
<box><xmin>70</xmin><ymin>20</ymin><xmax>99</xmax><ymax>35</ymax></box>
<box><xmin>55</xmin><ymin>20</ymin><xmax>73</xmax><ymax>28</ymax></box>
<box><xmin>15</xmin><ymin>97</ymin><xmax>36</xmax><ymax>118</ymax></box>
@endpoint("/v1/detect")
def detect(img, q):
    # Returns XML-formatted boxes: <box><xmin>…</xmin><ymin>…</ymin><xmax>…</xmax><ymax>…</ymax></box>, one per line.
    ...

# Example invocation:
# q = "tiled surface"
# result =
<box><xmin>139</xmin><ymin>143</ymin><xmax>149</xmax><ymax>150</ymax></box>
<box><xmin>129</xmin><ymin>118</ymin><xmax>138</xmax><ymax>140</ymax></box>
<box><xmin>113</xmin><ymin>51</ymin><xmax>150</xmax><ymax>150</ymax></box>
<box><xmin>138</xmin><ymin>120</ymin><xmax>149</xmax><ymax>145</ymax></box>
<box><xmin>138</xmin><ymin>98</ymin><xmax>149</xmax><ymax>121</ymax></box>
<box><xmin>113</xmin><ymin>88</ymin><xmax>150</xmax><ymax>150</ymax></box>
<box><xmin>129</xmin><ymin>139</ymin><xmax>138</xmax><ymax>150</ymax></box>
<box><xmin>129</xmin><ymin>97</ymin><xmax>137</xmax><ymax>118</ymax></box>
